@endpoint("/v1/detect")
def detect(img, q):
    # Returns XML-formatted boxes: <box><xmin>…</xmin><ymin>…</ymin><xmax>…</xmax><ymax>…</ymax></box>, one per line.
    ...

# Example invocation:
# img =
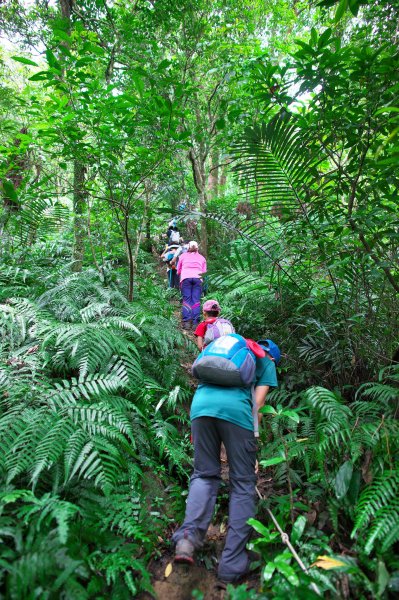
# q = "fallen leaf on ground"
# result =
<box><xmin>311</xmin><ymin>556</ymin><xmax>346</xmax><ymax>570</ymax></box>
<box><xmin>164</xmin><ymin>562</ymin><xmax>173</xmax><ymax>578</ymax></box>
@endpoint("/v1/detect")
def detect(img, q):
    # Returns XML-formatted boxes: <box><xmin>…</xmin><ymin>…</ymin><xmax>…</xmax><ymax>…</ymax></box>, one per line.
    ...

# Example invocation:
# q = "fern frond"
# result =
<box><xmin>30</xmin><ymin>417</ymin><xmax>75</xmax><ymax>485</ymax></box>
<box><xmin>64</xmin><ymin>429</ymin><xmax>89</xmax><ymax>482</ymax></box>
<box><xmin>101</xmin><ymin>316</ymin><xmax>141</xmax><ymax>335</ymax></box>
<box><xmin>317</xmin><ymin>426</ymin><xmax>352</xmax><ymax>455</ymax></box>
<box><xmin>357</xmin><ymin>382</ymin><xmax>399</xmax><ymax>413</ymax></box>
<box><xmin>351</xmin><ymin>399</ymin><xmax>385</xmax><ymax>421</ymax></box>
<box><xmin>380</xmin><ymin>520</ymin><xmax>399</xmax><ymax>553</ymax></box>
<box><xmin>363</xmin><ymin>501</ymin><xmax>399</xmax><ymax>554</ymax></box>
<box><xmin>0</xmin><ymin>490</ymin><xmax>79</xmax><ymax>544</ymax></box>
<box><xmin>151</xmin><ymin>418</ymin><xmax>190</xmax><ymax>475</ymax></box>
<box><xmin>0</xmin><ymin>259</ymin><xmax>193</xmax><ymax>594</ymax></box>
<box><xmin>67</xmin><ymin>404</ymin><xmax>135</xmax><ymax>443</ymax></box>
<box><xmin>305</xmin><ymin>386</ymin><xmax>352</xmax><ymax>432</ymax></box>
<box><xmin>352</xmin><ymin>469</ymin><xmax>399</xmax><ymax>554</ymax></box>
<box><xmin>47</xmin><ymin>374</ymin><xmax>128</xmax><ymax>408</ymax></box>
<box><xmin>5</xmin><ymin>409</ymin><xmax>51</xmax><ymax>482</ymax></box>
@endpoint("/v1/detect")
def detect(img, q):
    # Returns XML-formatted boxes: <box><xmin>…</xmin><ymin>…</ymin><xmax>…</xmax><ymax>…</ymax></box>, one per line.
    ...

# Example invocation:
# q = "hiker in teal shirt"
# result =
<box><xmin>172</xmin><ymin>346</ymin><xmax>278</xmax><ymax>584</ymax></box>
<box><xmin>191</xmin><ymin>356</ymin><xmax>277</xmax><ymax>430</ymax></box>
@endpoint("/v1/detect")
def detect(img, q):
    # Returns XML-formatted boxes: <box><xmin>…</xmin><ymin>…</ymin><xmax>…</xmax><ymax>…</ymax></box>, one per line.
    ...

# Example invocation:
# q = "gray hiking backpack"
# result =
<box><xmin>170</xmin><ymin>230</ymin><xmax>180</xmax><ymax>243</ymax></box>
<box><xmin>203</xmin><ymin>318</ymin><xmax>235</xmax><ymax>347</ymax></box>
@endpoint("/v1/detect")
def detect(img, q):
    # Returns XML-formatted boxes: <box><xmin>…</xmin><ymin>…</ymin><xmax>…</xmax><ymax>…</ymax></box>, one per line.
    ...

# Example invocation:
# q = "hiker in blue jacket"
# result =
<box><xmin>172</xmin><ymin>338</ymin><xmax>279</xmax><ymax>584</ymax></box>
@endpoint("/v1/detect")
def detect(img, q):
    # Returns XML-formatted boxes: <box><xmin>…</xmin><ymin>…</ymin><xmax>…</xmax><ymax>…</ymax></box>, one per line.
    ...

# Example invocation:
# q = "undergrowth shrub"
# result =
<box><xmin>252</xmin><ymin>368</ymin><xmax>399</xmax><ymax>598</ymax></box>
<box><xmin>0</xmin><ymin>257</ymin><xmax>192</xmax><ymax>598</ymax></box>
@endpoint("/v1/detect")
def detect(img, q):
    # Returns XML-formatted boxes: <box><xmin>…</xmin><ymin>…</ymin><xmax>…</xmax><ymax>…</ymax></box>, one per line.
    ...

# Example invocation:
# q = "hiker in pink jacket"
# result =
<box><xmin>177</xmin><ymin>241</ymin><xmax>207</xmax><ymax>330</ymax></box>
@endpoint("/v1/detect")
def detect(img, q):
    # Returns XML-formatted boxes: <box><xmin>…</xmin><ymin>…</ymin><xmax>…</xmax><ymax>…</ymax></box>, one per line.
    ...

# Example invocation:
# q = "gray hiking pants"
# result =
<box><xmin>172</xmin><ymin>417</ymin><xmax>257</xmax><ymax>581</ymax></box>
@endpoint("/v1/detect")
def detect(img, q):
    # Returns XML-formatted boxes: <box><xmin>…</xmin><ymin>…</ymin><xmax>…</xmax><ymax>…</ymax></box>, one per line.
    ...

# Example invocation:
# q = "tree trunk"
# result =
<box><xmin>207</xmin><ymin>148</ymin><xmax>219</xmax><ymax>197</ymax></box>
<box><xmin>72</xmin><ymin>161</ymin><xmax>86</xmax><ymax>272</ymax></box>
<box><xmin>219</xmin><ymin>165</ymin><xmax>227</xmax><ymax>188</ymax></box>
<box><xmin>188</xmin><ymin>149</ymin><xmax>208</xmax><ymax>257</ymax></box>
<box><xmin>59</xmin><ymin>0</ymin><xmax>71</xmax><ymax>20</ymax></box>
<box><xmin>59</xmin><ymin>0</ymin><xmax>86</xmax><ymax>273</ymax></box>
<box><xmin>219</xmin><ymin>155</ymin><xmax>232</xmax><ymax>194</ymax></box>
<box><xmin>144</xmin><ymin>180</ymin><xmax>151</xmax><ymax>243</ymax></box>
<box><xmin>145</xmin><ymin>205</ymin><xmax>151</xmax><ymax>241</ymax></box>
<box><xmin>199</xmin><ymin>189</ymin><xmax>208</xmax><ymax>258</ymax></box>
<box><xmin>123</xmin><ymin>216</ymin><xmax>135</xmax><ymax>302</ymax></box>
<box><xmin>127</xmin><ymin>243</ymin><xmax>134</xmax><ymax>302</ymax></box>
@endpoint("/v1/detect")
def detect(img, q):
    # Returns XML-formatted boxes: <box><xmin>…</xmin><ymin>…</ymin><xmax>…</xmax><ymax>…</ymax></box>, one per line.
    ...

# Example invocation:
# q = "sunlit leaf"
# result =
<box><xmin>11</xmin><ymin>56</ymin><xmax>39</xmax><ymax>66</ymax></box>
<box><xmin>311</xmin><ymin>556</ymin><xmax>347</xmax><ymax>570</ymax></box>
<box><xmin>260</xmin><ymin>455</ymin><xmax>286</xmax><ymax>467</ymax></box>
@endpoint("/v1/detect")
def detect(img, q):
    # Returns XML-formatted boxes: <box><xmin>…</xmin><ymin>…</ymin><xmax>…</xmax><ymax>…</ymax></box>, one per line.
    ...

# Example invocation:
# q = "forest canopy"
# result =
<box><xmin>0</xmin><ymin>1</ymin><xmax>398</xmax><ymax>598</ymax></box>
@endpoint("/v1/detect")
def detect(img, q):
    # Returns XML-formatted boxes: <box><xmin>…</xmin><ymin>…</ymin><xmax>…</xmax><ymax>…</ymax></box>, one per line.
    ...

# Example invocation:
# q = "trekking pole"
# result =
<box><xmin>255</xmin><ymin>486</ymin><xmax>321</xmax><ymax>596</ymax></box>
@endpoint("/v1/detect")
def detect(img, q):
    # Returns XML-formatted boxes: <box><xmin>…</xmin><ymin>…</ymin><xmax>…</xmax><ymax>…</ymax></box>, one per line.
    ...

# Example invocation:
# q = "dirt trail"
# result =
<box><xmin>149</xmin><ymin>562</ymin><xmax>226</xmax><ymax>600</ymax></box>
<box><xmin>142</xmin><ymin>258</ymin><xmax>271</xmax><ymax>599</ymax></box>
<box><xmin>140</xmin><ymin>463</ymin><xmax>274</xmax><ymax>600</ymax></box>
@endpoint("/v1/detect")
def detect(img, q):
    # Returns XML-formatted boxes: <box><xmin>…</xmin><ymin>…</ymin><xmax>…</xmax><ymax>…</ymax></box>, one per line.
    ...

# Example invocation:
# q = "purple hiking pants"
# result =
<box><xmin>181</xmin><ymin>277</ymin><xmax>202</xmax><ymax>325</ymax></box>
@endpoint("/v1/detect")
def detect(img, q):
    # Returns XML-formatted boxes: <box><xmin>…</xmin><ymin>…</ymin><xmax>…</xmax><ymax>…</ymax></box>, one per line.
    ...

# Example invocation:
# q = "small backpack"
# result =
<box><xmin>203</xmin><ymin>318</ymin><xmax>235</xmax><ymax>347</ymax></box>
<box><xmin>170</xmin><ymin>230</ymin><xmax>180</xmax><ymax>243</ymax></box>
<box><xmin>163</xmin><ymin>245</ymin><xmax>179</xmax><ymax>264</ymax></box>
<box><xmin>192</xmin><ymin>333</ymin><xmax>257</xmax><ymax>387</ymax></box>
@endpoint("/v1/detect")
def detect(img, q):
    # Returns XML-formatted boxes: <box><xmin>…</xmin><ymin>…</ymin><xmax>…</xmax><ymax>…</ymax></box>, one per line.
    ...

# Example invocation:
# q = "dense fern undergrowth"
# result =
<box><xmin>199</xmin><ymin>238</ymin><xmax>399</xmax><ymax>598</ymax></box>
<box><xmin>0</xmin><ymin>246</ymin><xmax>194</xmax><ymax>598</ymax></box>
<box><xmin>1</xmin><ymin>241</ymin><xmax>398</xmax><ymax>599</ymax></box>
<box><xmin>1</xmin><ymin>0</ymin><xmax>399</xmax><ymax>594</ymax></box>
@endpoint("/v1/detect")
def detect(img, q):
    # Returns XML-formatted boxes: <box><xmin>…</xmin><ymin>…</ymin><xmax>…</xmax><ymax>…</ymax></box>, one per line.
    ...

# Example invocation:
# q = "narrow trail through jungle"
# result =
<box><xmin>138</xmin><ymin>257</ymin><xmax>275</xmax><ymax>600</ymax></box>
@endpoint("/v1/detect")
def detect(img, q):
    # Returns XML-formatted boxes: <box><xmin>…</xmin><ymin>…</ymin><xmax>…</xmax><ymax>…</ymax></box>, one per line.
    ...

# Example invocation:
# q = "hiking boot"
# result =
<box><xmin>217</xmin><ymin>573</ymin><xmax>248</xmax><ymax>587</ymax></box>
<box><xmin>218</xmin><ymin>560</ymin><xmax>252</xmax><ymax>585</ymax></box>
<box><xmin>174</xmin><ymin>538</ymin><xmax>195</xmax><ymax>565</ymax></box>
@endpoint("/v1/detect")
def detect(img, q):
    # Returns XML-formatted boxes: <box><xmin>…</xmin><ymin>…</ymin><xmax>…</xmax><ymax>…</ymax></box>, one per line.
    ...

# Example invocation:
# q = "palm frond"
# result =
<box><xmin>232</xmin><ymin>113</ymin><xmax>324</xmax><ymax>214</ymax></box>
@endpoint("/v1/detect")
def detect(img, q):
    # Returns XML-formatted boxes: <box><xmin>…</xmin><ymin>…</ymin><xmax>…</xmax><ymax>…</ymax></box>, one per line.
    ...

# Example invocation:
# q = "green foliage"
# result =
<box><xmin>1</xmin><ymin>0</ymin><xmax>398</xmax><ymax>597</ymax></box>
<box><xmin>233</xmin><ymin>113</ymin><xmax>323</xmax><ymax>217</ymax></box>
<box><xmin>0</xmin><ymin>261</ymin><xmax>191</xmax><ymax>596</ymax></box>
<box><xmin>206</xmin><ymin>3</ymin><xmax>399</xmax><ymax>395</ymax></box>
<box><xmin>352</xmin><ymin>470</ymin><xmax>399</xmax><ymax>554</ymax></box>
<box><xmin>248</xmin><ymin>516</ymin><xmax>334</xmax><ymax>597</ymax></box>
<box><xmin>253</xmin><ymin>371</ymin><xmax>399</xmax><ymax>597</ymax></box>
